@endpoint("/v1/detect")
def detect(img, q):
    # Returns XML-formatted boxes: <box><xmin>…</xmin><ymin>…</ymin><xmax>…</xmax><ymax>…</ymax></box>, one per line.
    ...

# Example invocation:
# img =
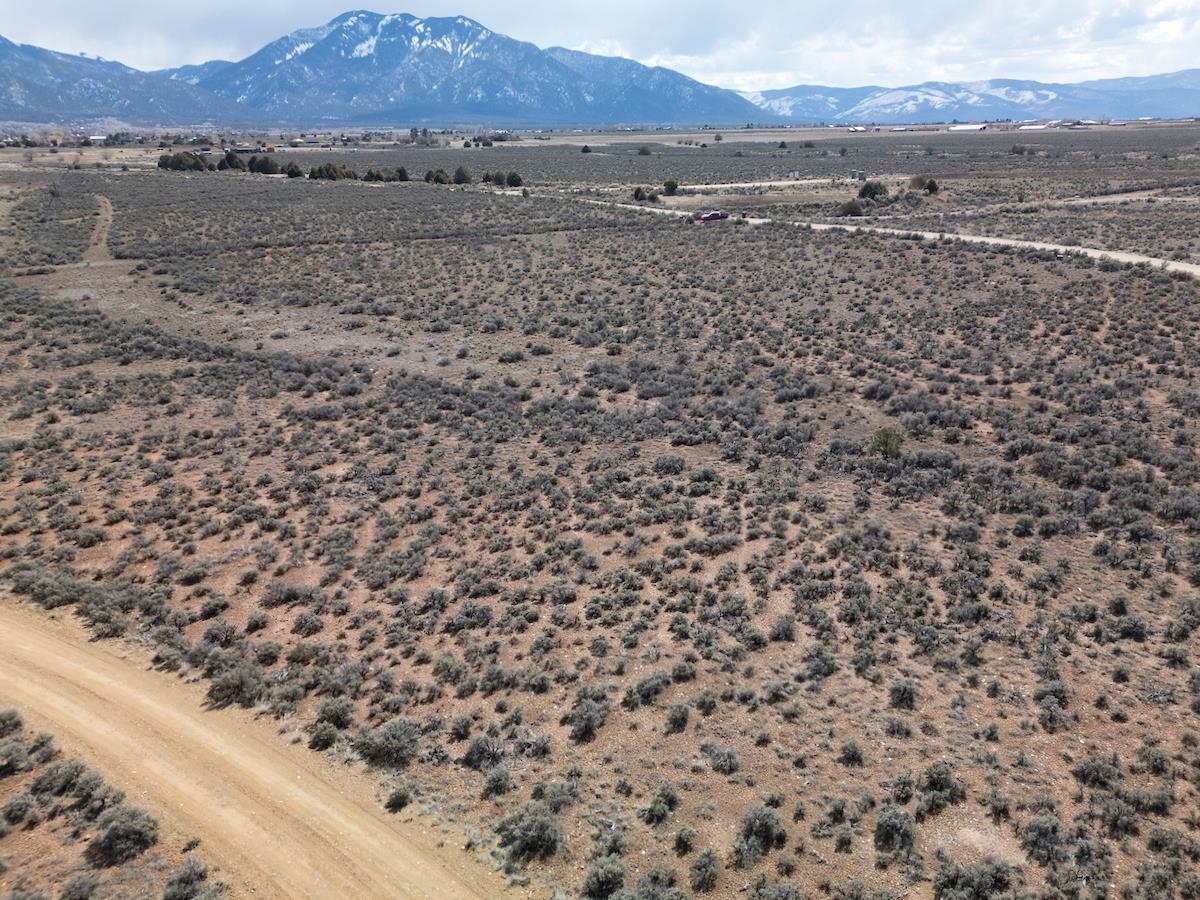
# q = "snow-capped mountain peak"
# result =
<box><xmin>149</xmin><ymin>10</ymin><xmax>762</xmax><ymax>125</ymax></box>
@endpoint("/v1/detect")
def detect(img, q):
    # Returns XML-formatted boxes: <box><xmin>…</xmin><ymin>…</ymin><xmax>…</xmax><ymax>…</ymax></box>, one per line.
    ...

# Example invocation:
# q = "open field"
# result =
<box><xmin>1</xmin><ymin>123</ymin><xmax>1200</xmax><ymax>900</ymax></box>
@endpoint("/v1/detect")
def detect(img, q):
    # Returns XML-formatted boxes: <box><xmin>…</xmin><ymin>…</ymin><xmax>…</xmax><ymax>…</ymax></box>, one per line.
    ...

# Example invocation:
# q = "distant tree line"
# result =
<box><xmin>156</xmin><ymin>153</ymin><xmax>521</xmax><ymax>188</ymax></box>
<box><xmin>308</xmin><ymin>163</ymin><xmax>359</xmax><ymax>181</ymax></box>
<box><xmin>364</xmin><ymin>167</ymin><xmax>410</xmax><ymax>182</ymax></box>
<box><xmin>483</xmin><ymin>171</ymin><xmax>524</xmax><ymax>187</ymax></box>
<box><xmin>157</xmin><ymin>151</ymin><xmax>212</xmax><ymax>172</ymax></box>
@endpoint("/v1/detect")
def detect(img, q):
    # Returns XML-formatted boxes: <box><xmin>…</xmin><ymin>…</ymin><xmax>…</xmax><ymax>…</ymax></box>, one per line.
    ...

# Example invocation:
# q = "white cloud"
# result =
<box><xmin>572</xmin><ymin>39</ymin><xmax>628</xmax><ymax>58</ymax></box>
<box><xmin>2</xmin><ymin>0</ymin><xmax>1198</xmax><ymax>88</ymax></box>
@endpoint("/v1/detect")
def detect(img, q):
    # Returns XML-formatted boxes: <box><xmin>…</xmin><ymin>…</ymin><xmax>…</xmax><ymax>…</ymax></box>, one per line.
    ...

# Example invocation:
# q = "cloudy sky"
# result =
<box><xmin>4</xmin><ymin>0</ymin><xmax>1199</xmax><ymax>89</ymax></box>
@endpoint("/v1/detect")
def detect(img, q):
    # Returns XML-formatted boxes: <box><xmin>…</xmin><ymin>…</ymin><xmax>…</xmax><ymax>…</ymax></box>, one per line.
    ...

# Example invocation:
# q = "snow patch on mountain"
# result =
<box><xmin>351</xmin><ymin>36</ymin><xmax>377</xmax><ymax>58</ymax></box>
<box><xmin>277</xmin><ymin>42</ymin><xmax>313</xmax><ymax>65</ymax></box>
<box><xmin>977</xmin><ymin>86</ymin><xmax>1059</xmax><ymax>104</ymax></box>
<box><xmin>847</xmin><ymin>89</ymin><xmax>955</xmax><ymax>117</ymax></box>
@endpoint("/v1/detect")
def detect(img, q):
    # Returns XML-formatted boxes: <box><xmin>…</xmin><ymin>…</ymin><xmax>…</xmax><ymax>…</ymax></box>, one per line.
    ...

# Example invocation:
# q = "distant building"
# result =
<box><xmin>947</xmin><ymin>123</ymin><xmax>988</xmax><ymax>132</ymax></box>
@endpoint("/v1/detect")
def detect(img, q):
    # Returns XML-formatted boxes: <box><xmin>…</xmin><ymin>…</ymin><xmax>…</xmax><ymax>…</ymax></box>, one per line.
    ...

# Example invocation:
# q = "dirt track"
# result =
<box><xmin>0</xmin><ymin>600</ymin><xmax>523</xmax><ymax>900</ymax></box>
<box><xmin>801</xmin><ymin>221</ymin><xmax>1200</xmax><ymax>277</ymax></box>
<box><xmin>81</xmin><ymin>194</ymin><xmax>113</xmax><ymax>262</ymax></box>
<box><xmin>569</xmin><ymin>194</ymin><xmax>1200</xmax><ymax>278</ymax></box>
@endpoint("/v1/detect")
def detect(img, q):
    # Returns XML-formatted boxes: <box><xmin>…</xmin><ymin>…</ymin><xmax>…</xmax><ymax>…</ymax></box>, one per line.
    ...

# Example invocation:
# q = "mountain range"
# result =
<box><xmin>745</xmin><ymin>69</ymin><xmax>1200</xmax><ymax>124</ymax></box>
<box><xmin>1</xmin><ymin>10</ymin><xmax>1198</xmax><ymax>128</ymax></box>
<box><xmin>0</xmin><ymin>34</ymin><xmax>243</xmax><ymax>125</ymax></box>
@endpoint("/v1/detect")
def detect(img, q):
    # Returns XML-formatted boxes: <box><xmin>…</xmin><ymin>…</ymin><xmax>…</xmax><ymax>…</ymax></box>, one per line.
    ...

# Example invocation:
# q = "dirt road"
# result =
<box><xmin>0</xmin><ymin>600</ymin><xmax>523</xmax><ymax>900</ymax></box>
<box><xmin>800</xmin><ymin>221</ymin><xmax>1200</xmax><ymax>277</ymax></box>
<box><xmin>564</xmin><ymin>193</ymin><xmax>1200</xmax><ymax>278</ymax></box>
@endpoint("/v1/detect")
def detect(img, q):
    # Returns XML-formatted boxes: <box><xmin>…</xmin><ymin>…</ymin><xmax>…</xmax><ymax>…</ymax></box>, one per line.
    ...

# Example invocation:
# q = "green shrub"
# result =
<box><xmin>562</xmin><ymin>684</ymin><xmax>610</xmax><ymax>742</ymax></box>
<box><xmin>870</xmin><ymin>427</ymin><xmax>903</xmax><ymax>459</ymax></box>
<box><xmin>0</xmin><ymin>710</ymin><xmax>21</xmax><ymax>739</ymax></box>
<box><xmin>1020</xmin><ymin>811</ymin><xmax>1063</xmax><ymax>866</ymax></box>
<box><xmin>917</xmin><ymin>761</ymin><xmax>966</xmax><ymax>820</ymax></box>
<box><xmin>385</xmin><ymin>784</ymin><xmax>412</xmax><ymax>812</ymax></box>
<box><xmin>933</xmin><ymin>851</ymin><xmax>1015</xmax><ymax>900</ymax></box>
<box><xmin>582</xmin><ymin>854</ymin><xmax>625</xmax><ymax>898</ymax></box>
<box><xmin>689</xmin><ymin>848</ymin><xmax>719</xmax><ymax>892</ymax></box>
<box><xmin>217</xmin><ymin>151</ymin><xmax>247</xmax><ymax>172</ymax></box>
<box><xmin>163</xmin><ymin>857</ymin><xmax>217</xmax><ymax>900</ymax></box>
<box><xmin>463</xmin><ymin>735</ymin><xmax>506</xmax><ymax>770</ymax></box>
<box><xmin>60</xmin><ymin>871</ymin><xmax>102</xmax><ymax>900</ymax></box>
<box><xmin>2</xmin><ymin>793</ymin><xmax>33</xmax><ymax>825</ymax></box>
<box><xmin>309</xmin><ymin>163</ymin><xmax>358</xmax><ymax>181</ymax></box>
<box><xmin>157</xmin><ymin>152</ymin><xmax>211</xmax><ymax>172</ymax></box>
<box><xmin>315</xmin><ymin>697</ymin><xmax>356</xmax><ymax>730</ymax></box>
<box><xmin>874</xmin><ymin>802</ymin><xmax>914</xmax><ymax>854</ymax></box>
<box><xmin>248</xmin><ymin>155</ymin><xmax>279</xmax><ymax>175</ymax></box>
<box><xmin>88</xmin><ymin>805</ymin><xmax>159</xmax><ymax>866</ymax></box>
<box><xmin>1071</xmin><ymin>751</ymin><xmax>1121</xmax><ymax>789</ymax></box>
<box><xmin>496</xmin><ymin>800</ymin><xmax>561</xmax><ymax>865</ymax></box>
<box><xmin>839</xmin><ymin>740</ymin><xmax>864</xmax><ymax>767</ymax></box>
<box><xmin>205</xmin><ymin>664</ymin><xmax>265</xmax><ymax>709</ymax></box>
<box><xmin>858</xmin><ymin>180</ymin><xmax>888</xmax><ymax>201</ymax></box>
<box><xmin>353</xmin><ymin>718</ymin><xmax>421</xmax><ymax>770</ymax></box>
<box><xmin>733</xmin><ymin>805</ymin><xmax>787</xmax><ymax>868</ymax></box>
<box><xmin>638</xmin><ymin>782</ymin><xmax>680</xmax><ymax>825</ymax></box>
<box><xmin>702</xmin><ymin>741</ymin><xmax>740</xmax><ymax>774</ymax></box>
<box><xmin>889</xmin><ymin>677</ymin><xmax>917</xmax><ymax>710</ymax></box>
<box><xmin>308</xmin><ymin>722</ymin><xmax>339</xmax><ymax>751</ymax></box>
<box><xmin>482</xmin><ymin>767</ymin><xmax>512</xmax><ymax>799</ymax></box>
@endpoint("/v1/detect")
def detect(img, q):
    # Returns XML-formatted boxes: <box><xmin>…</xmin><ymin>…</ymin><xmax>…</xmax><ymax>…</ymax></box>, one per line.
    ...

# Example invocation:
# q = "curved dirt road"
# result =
<box><xmin>0</xmin><ymin>601</ymin><xmax>521</xmax><ymax>900</ymax></box>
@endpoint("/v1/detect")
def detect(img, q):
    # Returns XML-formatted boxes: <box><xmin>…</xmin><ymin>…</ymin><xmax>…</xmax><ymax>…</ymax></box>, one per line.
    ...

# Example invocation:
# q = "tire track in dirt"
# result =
<box><xmin>0</xmin><ymin>600</ymin><xmax>524</xmax><ymax>900</ymax></box>
<box><xmin>81</xmin><ymin>194</ymin><xmax>112</xmax><ymax>262</ymax></box>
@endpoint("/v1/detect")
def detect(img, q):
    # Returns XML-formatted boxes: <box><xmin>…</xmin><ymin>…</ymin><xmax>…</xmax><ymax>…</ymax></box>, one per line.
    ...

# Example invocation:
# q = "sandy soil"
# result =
<box><xmin>0</xmin><ymin>599</ymin><xmax>527</xmax><ymax>900</ymax></box>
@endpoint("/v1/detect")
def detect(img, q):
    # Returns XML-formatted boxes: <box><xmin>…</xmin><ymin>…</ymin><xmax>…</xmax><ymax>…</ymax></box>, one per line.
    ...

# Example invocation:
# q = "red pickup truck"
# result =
<box><xmin>699</xmin><ymin>210</ymin><xmax>729</xmax><ymax>221</ymax></box>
